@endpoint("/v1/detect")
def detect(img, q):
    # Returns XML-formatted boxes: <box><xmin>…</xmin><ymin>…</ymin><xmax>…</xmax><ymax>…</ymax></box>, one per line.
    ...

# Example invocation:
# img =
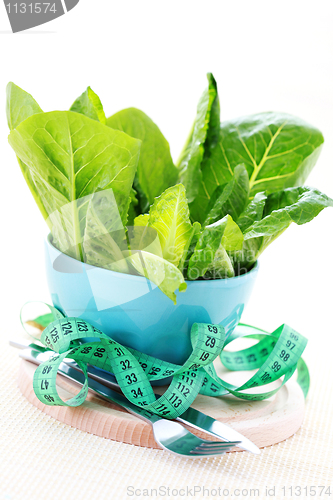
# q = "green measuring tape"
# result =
<box><xmin>22</xmin><ymin>303</ymin><xmax>310</xmax><ymax>419</ymax></box>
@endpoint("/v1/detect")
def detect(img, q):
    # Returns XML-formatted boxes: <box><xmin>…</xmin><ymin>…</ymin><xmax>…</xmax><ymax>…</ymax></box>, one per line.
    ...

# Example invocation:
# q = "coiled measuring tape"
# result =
<box><xmin>22</xmin><ymin>304</ymin><xmax>310</xmax><ymax>419</ymax></box>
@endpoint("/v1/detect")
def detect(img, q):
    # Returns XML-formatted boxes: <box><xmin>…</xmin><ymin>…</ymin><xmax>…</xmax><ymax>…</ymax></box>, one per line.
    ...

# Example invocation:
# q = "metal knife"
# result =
<box><xmin>10</xmin><ymin>340</ymin><xmax>260</xmax><ymax>454</ymax></box>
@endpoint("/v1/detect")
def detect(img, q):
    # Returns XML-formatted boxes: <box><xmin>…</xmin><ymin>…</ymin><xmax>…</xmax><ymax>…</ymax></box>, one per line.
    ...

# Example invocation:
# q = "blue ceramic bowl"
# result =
<box><xmin>45</xmin><ymin>235</ymin><xmax>258</xmax><ymax>366</ymax></box>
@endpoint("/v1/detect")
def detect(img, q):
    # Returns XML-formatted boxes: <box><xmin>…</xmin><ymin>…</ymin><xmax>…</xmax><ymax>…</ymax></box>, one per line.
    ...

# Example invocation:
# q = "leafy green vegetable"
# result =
<box><xmin>187</xmin><ymin>221</ymin><xmax>222</xmax><ymax>280</ymax></box>
<box><xmin>177</xmin><ymin>73</ymin><xmax>220</xmax><ymax>203</ymax></box>
<box><xmin>128</xmin><ymin>223</ymin><xmax>162</xmax><ymax>259</ymax></box>
<box><xmin>6</xmin><ymin>83</ymin><xmax>49</xmax><ymax>220</ymax></box>
<box><xmin>70</xmin><ymin>86</ymin><xmax>106</xmax><ymax>124</ymax></box>
<box><xmin>191</xmin><ymin>112</ymin><xmax>324</xmax><ymax>219</ymax></box>
<box><xmin>178</xmin><ymin>221</ymin><xmax>201</xmax><ymax>274</ymax></box>
<box><xmin>134</xmin><ymin>213</ymin><xmax>150</xmax><ymax>227</ymax></box>
<box><xmin>6</xmin><ymin>82</ymin><xmax>43</xmax><ymax>130</ymax></box>
<box><xmin>6</xmin><ymin>77</ymin><xmax>333</xmax><ymax>304</ymax></box>
<box><xmin>227</xmin><ymin>192</ymin><xmax>268</xmax><ymax>270</ymax></box>
<box><xmin>244</xmin><ymin>186</ymin><xmax>333</xmax><ymax>239</ymax></box>
<box><xmin>187</xmin><ymin>214</ymin><xmax>244</xmax><ymax>280</ymax></box>
<box><xmin>145</xmin><ymin>184</ymin><xmax>194</xmax><ymax>267</ymax></box>
<box><xmin>83</xmin><ymin>190</ymin><xmax>129</xmax><ymax>274</ymax></box>
<box><xmin>203</xmin><ymin>164</ymin><xmax>249</xmax><ymax>226</ymax></box>
<box><xmin>127</xmin><ymin>188</ymin><xmax>139</xmax><ymax>226</ymax></box>
<box><xmin>237</xmin><ymin>192</ymin><xmax>267</xmax><ymax>232</ymax></box>
<box><xmin>221</xmin><ymin>215</ymin><xmax>244</xmax><ymax>252</ymax></box>
<box><xmin>129</xmin><ymin>251</ymin><xmax>186</xmax><ymax>304</ymax></box>
<box><xmin>107</xmin><ymin>108</ymin><xmax>178</xmax><ymax>209</ymax></box>
<box><xmin>205</xmin><ymin>245</ymin><xmax>235</xmax><ymax>279</ymax></box>
<box><xmin>231</xmin><ymin>186</ymin><xmax>333</xmax><ymax>271</ymax></box>
<box><xmin>8</xmin><ymin>110</ymin><xmax>140</xmax><ymax>260</ymax></box>
<box><xmin>186</xmin><ymin>216</ymin><xmax>223</xmax><ymax>279</ymax></box>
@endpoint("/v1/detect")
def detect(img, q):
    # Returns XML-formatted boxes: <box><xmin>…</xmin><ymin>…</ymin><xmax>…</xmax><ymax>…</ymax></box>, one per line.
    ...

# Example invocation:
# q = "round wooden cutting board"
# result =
<box><xmin>18</xmin><ymin>358</ymin><xmax>305</xmax><ymax>451</ymax></box>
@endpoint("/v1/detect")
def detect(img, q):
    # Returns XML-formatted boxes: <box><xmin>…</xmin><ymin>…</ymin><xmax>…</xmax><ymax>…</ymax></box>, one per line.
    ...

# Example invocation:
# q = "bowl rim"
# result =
<box><xmin>45</xmin><ymin>233</ymin><xmax>259</xmax><ymax>285</ymax></box>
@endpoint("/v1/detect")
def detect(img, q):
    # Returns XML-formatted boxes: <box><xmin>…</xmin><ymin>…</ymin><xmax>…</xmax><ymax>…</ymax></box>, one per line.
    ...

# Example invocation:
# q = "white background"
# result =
<box><xmin>0</xmin><ymin>0</ymin><xmax>332</xmax><ymax>354</ymax></box>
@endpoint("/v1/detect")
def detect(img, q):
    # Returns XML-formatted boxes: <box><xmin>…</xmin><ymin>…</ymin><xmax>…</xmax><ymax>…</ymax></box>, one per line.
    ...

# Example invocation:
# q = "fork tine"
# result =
<box><xmin>190</xmin><ymin>447</ymin><xmax>233</xmax><ymax>455</ymax></box>
<box><xmin>198</xmin><ymin>441</ymin><xmax>241</xmax><ymax>448</ymax></box>
<box><xmin>193</xmin><ymin>446</ymin><xmax>235</xmax><ymax>454</ymax></box>
<box><xmin>190</xmin><ymin>441</ymin><xmax>240</xmax><ymax>455</ymax></box>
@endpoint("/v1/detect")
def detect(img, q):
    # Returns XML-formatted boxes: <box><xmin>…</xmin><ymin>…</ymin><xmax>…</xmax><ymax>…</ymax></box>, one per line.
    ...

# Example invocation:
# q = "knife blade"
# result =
<box><xmin>10</xmin><ymin>339</ymin><xmax>260</xmax><ymax>454</ymax></box>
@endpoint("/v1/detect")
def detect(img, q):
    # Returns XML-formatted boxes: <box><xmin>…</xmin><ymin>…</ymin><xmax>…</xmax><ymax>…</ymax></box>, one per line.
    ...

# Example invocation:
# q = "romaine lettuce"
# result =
<box><xmin>8</xmin><ymin>109</ymin><xmax>140</xmax><ymax>260</ymax></box>
<box><xmin>107</xmin><ymin>108</ymin><xmax>178</xmax><ymax>211</ymax></box>
<box><xmin>7</xmin><ymin>78</ymin><xmax>333</xmax><ymax>303</ymax></box>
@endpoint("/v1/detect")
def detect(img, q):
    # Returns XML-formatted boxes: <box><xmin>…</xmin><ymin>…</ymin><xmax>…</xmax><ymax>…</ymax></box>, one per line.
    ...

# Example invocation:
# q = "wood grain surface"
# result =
<box><xmin>18</xmin><ymin>358</ymin><xmax>305</xmax><ymax>451</ymax></box>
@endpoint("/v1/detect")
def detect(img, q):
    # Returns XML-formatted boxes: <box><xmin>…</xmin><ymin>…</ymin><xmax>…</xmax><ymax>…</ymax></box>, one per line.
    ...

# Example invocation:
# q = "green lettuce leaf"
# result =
<box><xmin>70</xmin><ymin>87</ymin><xmax>106</xmax><ymax>124</ymax></box>
<box><xmin>206</xmin><ymin>215</ymin><xmax>244</xmax><ymax>279</ymax></box>
<box><xmin>193</xmin><ymin>112</ymin><xmax>324</xmax><ymax>217</ymax></box>
<box><xmin>237</xmin><ymin>192</ymin><xmax>267</xmax><ymax>232</ymax></box>
<box><xmin>187</xmin><ymin>217</ymin><xmax>222</xmax><ymax>279</ymax></box>
<box><xmin>188</xmin><ymin>215</ymin><xmax>243</xmax><ymax>280</ymax></box>
<box><xmin>6</xmin><ymin>82</ymin><xmax>43</xmax><ymax>129</ymax></box>
<box><xmin>203</xmin><ymin>164</ymin><xmax>249</xmax><ymax>226</ymax></box>
<box><xmin>178</xmin><ymin>221</ymin><xmax>201</xmax><ymax>274</ymax></box>
<box><xmin>129</xmin><ymin>251</ymin><xmax>186</xmax><ymax>304</ymax></box>
<box><xmin>127</xmin><ymin>188</ymin><xmax>139</xmax><ymax>226</ymax></box>
<box><xmin>8</xmin><ymin>111</ymin><xmax>140</xmax><ymax>261</ymax></box>
<box><xmin>221</xmin><ymin>215</ymin><xmax>244</xmax><ymax>252</ymax></box>
<box><xmin>230</xmin><ymin>186</ymin><xmax>333</xmax><ymax>271</ymax></box>
<box><xmin>134</xmin><ymin>213</ymin><xmax>150</xmax><ymax>227</ymax></box>
<box><xmin>107</xmin><ymin>108</ymin><xmax>178</xmax><ymax>207</ymax></box>
<box><xmin>83</xmin><ymin>190</ymin><xmax>130</xmax><ymax>274</ymax></box>
<box><xmin>147</xmin><ymin>184</ymin><xmax>194</xmax><ymax>267</ymax></box>
<box><xmin>177</xmin><ymin>73</ymin><xmax>220</xmax><ymax>203</ymax></box>
<box><xmin>205</xmin><ymin>246</ymin><xmax>235</xmax><ymax>279</ymax></box>
<box><xmin>244</xmin><ymin>186</ymin><xmax>333</xmax><ymax>239</ymax></box>
<box><xmin>130</xmin><ymin>218</ymin><xmax>165</xmax><ymax>268</ymax></box>
<box><xmin>6</xmin><ymin>83</ymin><xmax>49</xmax><ymax>220</ymax></box>
<box><xmin>187</xmin><ymin>220</ymin><xmax>224</xmax><ymax>279</ymax></box>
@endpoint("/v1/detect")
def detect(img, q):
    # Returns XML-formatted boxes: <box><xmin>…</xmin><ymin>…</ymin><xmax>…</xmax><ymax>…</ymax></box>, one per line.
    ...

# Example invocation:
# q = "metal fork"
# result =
<box><xmin>97</xmin><ymin>385</ymin><xmax>242</xmax><ymax>457</ymax></box>
<box><xmin>19</xmin><ymin>346</ymin><xmax>240</xmax><ymax>458</ymax></box>
<box><xmin>129</xmin><ymin>410</ymin><xmax>241</xmax><ymax>457</ymax></box>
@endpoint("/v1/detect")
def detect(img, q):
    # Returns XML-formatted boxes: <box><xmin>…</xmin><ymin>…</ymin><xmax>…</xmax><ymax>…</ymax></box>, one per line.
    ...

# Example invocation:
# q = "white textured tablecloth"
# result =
<box><xmin>1</xmin><ymin>329</ymin><xmax>332</xmax><ymax>500</ymax></box>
